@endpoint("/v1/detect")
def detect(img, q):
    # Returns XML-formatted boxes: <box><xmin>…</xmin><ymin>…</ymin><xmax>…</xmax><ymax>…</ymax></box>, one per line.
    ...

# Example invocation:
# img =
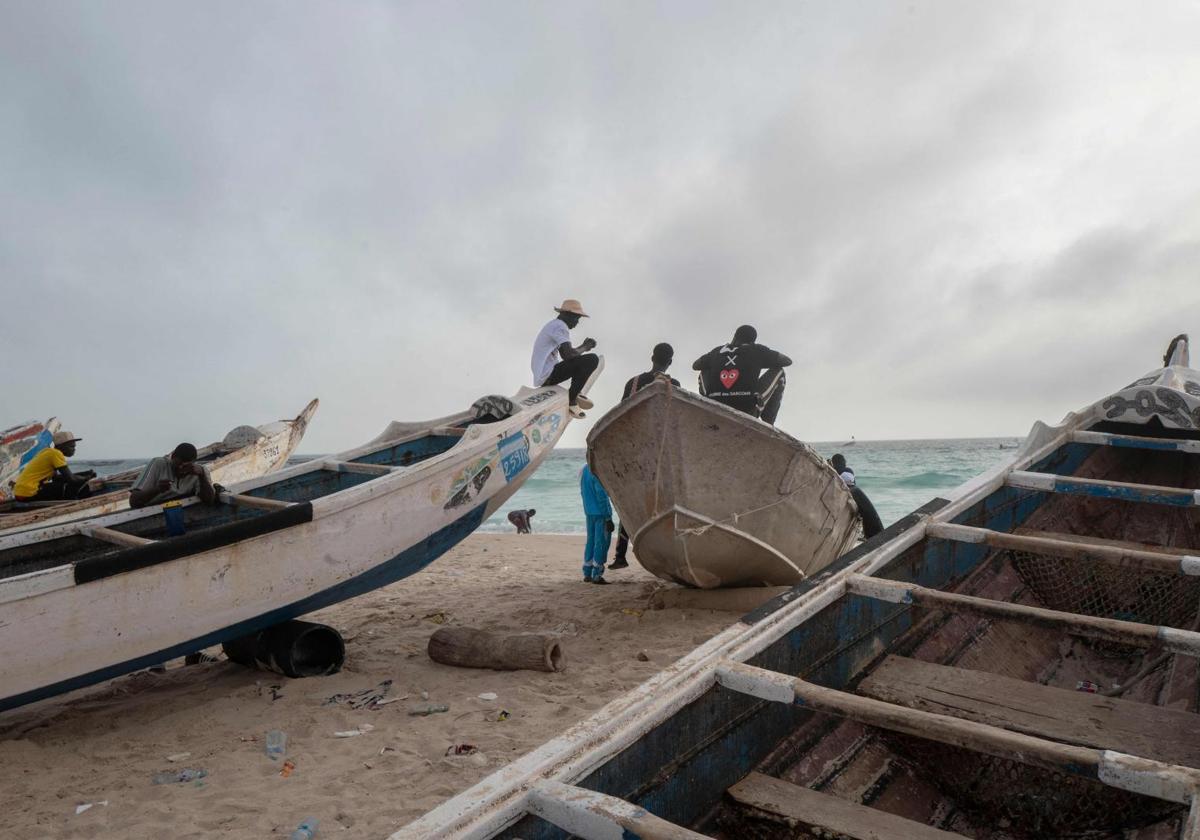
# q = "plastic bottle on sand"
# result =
<box><xmin>265</xmin><ymin>730</ymin><xmax>287</xmax><ymax>760</ymax></box>
<box><xmin>290</xmin><ymin>818</ymin><xmax>318</xmax><ymax>839</ymax></box>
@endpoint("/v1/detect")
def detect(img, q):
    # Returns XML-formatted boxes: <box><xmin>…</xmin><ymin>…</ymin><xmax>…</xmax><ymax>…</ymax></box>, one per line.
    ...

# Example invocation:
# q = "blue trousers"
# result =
<box><xmin>583</xmin><ymin>515</ymin><xmax>612</xmax><ymax>579</ymax></box>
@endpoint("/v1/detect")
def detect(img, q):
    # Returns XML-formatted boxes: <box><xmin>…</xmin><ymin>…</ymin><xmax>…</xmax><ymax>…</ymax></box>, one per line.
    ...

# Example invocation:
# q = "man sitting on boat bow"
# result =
<box><xmin>693</xmin><ymin>325</ymin><xmax>791</xmax><ymax>424</ymax></box>
<box><xmin>128</xmin><ymin>443</ymin><xmax>217</xmax><ymax>508</ymax></box>
<box><xmin>531</xmin><ymin>299</ymin><xmax>600</xmax><ymax>419</ymax></box>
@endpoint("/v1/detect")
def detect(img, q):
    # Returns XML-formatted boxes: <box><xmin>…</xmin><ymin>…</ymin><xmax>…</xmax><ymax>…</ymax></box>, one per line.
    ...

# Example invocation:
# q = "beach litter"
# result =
<box><xmin>75</xmin><ymin>801</ymin><xmax>108</xmax><ymax>815</ymax></box>
<box><xmin>409</xmin><ymin>703</ymin><xmax>450</xmax><ymax>716</ymax></box>
<box><xmin>280</xmin><ymin>759</ymin><xmax>296</xmax><ymax>778</ymax></box>
<box><xmin>488</xmin><ymin>709</ymin><xmax>510</xmax><ymax>723</ymax></box>
<box><xmin>152</xmin><ymin>768</ymin><xmax>207</xmax><ymax>785</ymax></box>
<box><xmin>265</xmin><ymin>730</ymin><xmax>288</xmax><ymax>759</ymax></box>
<box><xmin>333</xmin><ymin>723</ymin><xmax>376</xmax><ymax>737</ymax></box>
<box><xmin>323</xmin><ymin>679</ymin><xmax>393</xmax><ymax>710</ymax></box>
<box><xmin>621</xmin><ymin>608</ymin><xmax>643</xmax><ymax>617</ymax></box>
<box><xmin>423</xmin><ymin>611</ymin><xmax>448</xmax><ymax>624</ymax></box>
<box><xmin>290</xmin><ymin>817</ymin><xmax>319</xmax><ymax>840</ymax></box>
<box><xmin>477</xmin><ymin>692</ymin><xmax>498</xmax><ymax>701</ymax></box>
<box><xmin>445</xmin><ymin>743</ymin><xmax>478</xmax><ymax>756</ymax></box>
<box><xmin>166</xmin><ymin>752</ymin><xmax>192</xmax><ymax>762</ymax></box>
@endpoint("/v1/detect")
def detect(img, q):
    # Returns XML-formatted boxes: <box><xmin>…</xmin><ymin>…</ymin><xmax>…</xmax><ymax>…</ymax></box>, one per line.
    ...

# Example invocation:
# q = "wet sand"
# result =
<box><xmin>0</xmin><ymin>534</ymin><xmax>735</xmax><ymax>839</ymax></box>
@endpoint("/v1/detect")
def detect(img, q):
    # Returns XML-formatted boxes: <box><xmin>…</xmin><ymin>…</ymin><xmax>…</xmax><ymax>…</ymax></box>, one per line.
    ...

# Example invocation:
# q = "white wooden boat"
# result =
<box><xmin>0</xmin><ymin>418</ymin><xmax>61</xmax><ymax>502</ymax></box>
<box><xmin>586</xmin><ymin>380</ymin><xmax>859</xmax><ymax>588</ymax></box>
<box><xmin>0</xmin><ymin>382</ymin><xmax>578</xmax><ymax>712</ymax></box>
<box><xmin>399</xmin><ymin>334</ymin><xmax>1200</xmax><ymax>840</ymax></box>
<box><xmin>0</xmin><ymin>399</ymin><xmax>320</xmax><ymax>536</ymax></box>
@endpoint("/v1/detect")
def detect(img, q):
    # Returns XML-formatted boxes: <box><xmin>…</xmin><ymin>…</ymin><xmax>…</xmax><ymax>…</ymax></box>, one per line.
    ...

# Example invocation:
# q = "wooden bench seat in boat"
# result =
<box><xmin>858</xmin><ymin>655</ymin><xmax>1200</xmax><ymax>768</ymax></box>
<box><xmin>728</xmin><ymin>772</ymin><xmax>963</xmax><ymax>839</ymax></box>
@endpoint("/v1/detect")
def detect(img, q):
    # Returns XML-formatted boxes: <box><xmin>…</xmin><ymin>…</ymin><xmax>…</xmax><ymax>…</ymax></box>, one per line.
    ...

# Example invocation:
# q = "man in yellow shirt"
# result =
<box><xmin>12</xmin><ymin>431</ymin><xmax>97</xmax><ymax>502</ymax></box>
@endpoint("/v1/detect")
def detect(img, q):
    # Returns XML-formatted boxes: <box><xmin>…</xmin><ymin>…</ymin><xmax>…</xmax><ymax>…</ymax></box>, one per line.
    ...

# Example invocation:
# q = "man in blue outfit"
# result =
<box><xmin>579</xmin><ymin>464</ymin><xmax>615</xmax><ymax>584</ymax></box>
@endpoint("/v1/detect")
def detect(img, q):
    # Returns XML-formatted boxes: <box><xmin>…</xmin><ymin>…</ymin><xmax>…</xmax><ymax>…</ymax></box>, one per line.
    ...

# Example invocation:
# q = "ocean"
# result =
<box><xmin>78</xmin><ymin>437</ymin><xmax>1023</xmax><ymax>535</ymax></box>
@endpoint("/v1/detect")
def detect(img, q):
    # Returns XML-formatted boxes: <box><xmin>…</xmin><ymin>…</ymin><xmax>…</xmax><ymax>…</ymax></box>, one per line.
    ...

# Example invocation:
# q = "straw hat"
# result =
<box><xmin>554</xmin><ymin>299</ymin><xmax>588</xmax><ymax>317</ymax></box>
<box><xmin>53</xmin><ymin>431</ymin><xmax>81</xmax><ymax>445</ymax></box>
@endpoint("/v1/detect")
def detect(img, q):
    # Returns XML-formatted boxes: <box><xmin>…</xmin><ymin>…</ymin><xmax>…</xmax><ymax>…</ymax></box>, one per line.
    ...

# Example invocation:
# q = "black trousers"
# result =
<box><xmin>544</xmin><ymin>353</ymin><xmax>599</xmax><ymax>403</ymax></box>
<box><xmin>614</xmin><ymin>523</ymin><xmax>629</xmax><ymax>560</ymax></box>
<box><xmin>699</xmin><ymin>368</ymin><xmax>787</xmax><ymax>424</ymax></box>
<box><xmin>28</xmin><ymin>475</ymin><xmax>92</xmax><ymax>502</ymax></box>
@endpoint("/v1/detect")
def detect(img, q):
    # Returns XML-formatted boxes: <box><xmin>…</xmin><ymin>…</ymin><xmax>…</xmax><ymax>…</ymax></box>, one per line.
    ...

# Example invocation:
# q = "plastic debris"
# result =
<box><xmin>379</xmin><ymin>746</ymin><xmax>397</xmax><ymax>756</ymax></box>
<box><xmin>290</xmin><ymin>817</ymin><xmax>319</xmax><ymax>840</ymax></box>
<box><xmin>266</xmin><ymin>730</ymin><xmax>287</xmax><ymax>760</ymax></box>
<box><xmin>420</xmin><ymin>690</ymin><xmax>430</xmax><ymax>701</ymax></box>
<box><xmin>423</xmin><ymin>611</ymin><xmax>448</xmax><ymax>624</ymax></box>
<box><xmin>280</xmin><ymin>759</ymin><xmax>296</xmax><ymax>778</ymax></box>
<box><xmin>477</xmin><ymin>692</ymin><xmax>498</xmax><ymax>702</ymax></box>
<box><xmin>408</xmin><ymin>703</ymin><xmax>449</xmax><ymax>717</ymax></box>
<box><xmin>488</xmin><ymin>709</ymin><xmax>510</xmax><ymax>723</ymax></box>
<box><xmin>373</xmin><ymin>696</ymin><xmax>406</xmax><ymax>707</ymax></box>
<box><xmin>333</xmin><ymin>723</ymin><xmax>376</xmax><ymax>738</ymax></box>
<box><xmin>239</xmin><ymin>735</ymin><xmax>259</xmax><ymax>742</ymax></box>
<box><xmin>445</xmin><ymin>743</ymin><xmax>478</xmax><ymax>756</ymax></box>
<box><xmin>621</xmin><ymin>608</ymin><xmax>643</xmax><ymax>617</ymax></box>
<box><xmin>152</xmin><ymin>768</ymin><xmax>208</xmax><ymax>785</ymax></box>
<box><xmin>1076</xmin><ymin>680</ymin><xmax>1100</xmax><ymax>693</ymax></box>
<box><xmin>166</xmin><ymin>752</ymin><xmax>191</xmax><ymax>762</ymax></box>
<box><xmin>323</xmin><ymin>679</ymin><xmax>393</xmax><ymax>710</ymax></box>
<box><xmin>75</xmin><ymin>801</ymin><xmax>108</xmax><ymax>815</ymax></box>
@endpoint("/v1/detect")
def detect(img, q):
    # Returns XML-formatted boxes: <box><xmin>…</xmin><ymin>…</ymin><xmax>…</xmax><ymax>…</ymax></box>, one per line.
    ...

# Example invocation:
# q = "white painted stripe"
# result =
<box><xmin>1182</xmin><ymin>557</ymin><xmax>1200</xmax><ymax>576</ymax></box>
<box><xmin>1008</xmin><ymin>470</ymin><xmax>1057</xmax><ymax>492</ymax></box>
<box><xmin>714</xmin><ymin>661</ymin><xmax>795</xmax><ymax>704</ymax></box>
<box><xmin>1098</xmin><ymin>750</ymin><xmax>1200</xmax><ymax>805</ymax></box>
<box><xmin>528</xmin><ymin>783</ymin><xmax>625</xmax><ymax>840</ymax></box>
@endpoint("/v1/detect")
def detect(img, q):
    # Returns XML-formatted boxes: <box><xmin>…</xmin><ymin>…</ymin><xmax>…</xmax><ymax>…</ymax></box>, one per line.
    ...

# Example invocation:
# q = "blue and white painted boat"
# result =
<box><xmin>0</xmin><ymin>383</ymin><xmax>581</xmax><ymax>712</ymax></box>
<box><xmin>399</xmin><ymin>334</ymin><xmax>1200</xmax><ymax>840</ymax></box>
<box><xmin>0</xmin><ymin>417</ymin><xmax>60</xmax><ymax>502</ymax></box>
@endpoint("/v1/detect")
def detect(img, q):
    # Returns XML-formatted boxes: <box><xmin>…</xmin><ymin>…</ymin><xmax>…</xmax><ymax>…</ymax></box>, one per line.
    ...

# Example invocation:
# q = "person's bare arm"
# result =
<box><xmin>557</xmin><ymin>338</ymin><xmax>596</xmax><ymax>360</ymax></box>
<box><xmin>181</xmin><ymin>463</ymin><xmax>216</xmax><ymax>504</ymax></box>
<box><xmin>129</xmin><ymin>479</ymin><xmax>171</xmax><ymax>509</ymax></box>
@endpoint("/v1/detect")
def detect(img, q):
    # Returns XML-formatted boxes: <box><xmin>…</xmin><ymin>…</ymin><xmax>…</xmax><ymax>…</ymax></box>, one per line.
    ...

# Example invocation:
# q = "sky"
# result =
<box><xmin>3</xmin><ymin>1</ymin><xmax>1199</xmax><ymax>455</ymax></box>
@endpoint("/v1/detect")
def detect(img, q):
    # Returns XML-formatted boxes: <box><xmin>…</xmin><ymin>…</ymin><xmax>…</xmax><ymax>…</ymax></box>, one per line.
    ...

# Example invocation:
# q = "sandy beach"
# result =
<box><xmin>0</xmin><ymin>534</ymin><xmax>736</xmax><ymax>839</ymax></box>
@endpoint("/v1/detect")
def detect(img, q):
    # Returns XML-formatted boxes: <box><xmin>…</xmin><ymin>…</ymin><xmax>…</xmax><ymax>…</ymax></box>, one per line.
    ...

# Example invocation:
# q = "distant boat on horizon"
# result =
<box><xmin>840</xmin><ymin>435</ymin><xmax>856</xmax><ymax>446</ymax></box>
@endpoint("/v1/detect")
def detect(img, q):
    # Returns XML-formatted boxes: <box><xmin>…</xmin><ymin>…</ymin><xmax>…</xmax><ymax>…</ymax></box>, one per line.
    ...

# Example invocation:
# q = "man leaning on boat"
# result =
<box><xmin>530</xmin><ymin>299</ymin><xmax>600</xmax><ymax>419</ymax></box>
<box><xmin>128</xmin><ymin>443</ymin><xmax>218</xmax><ymax>508</ymax></box>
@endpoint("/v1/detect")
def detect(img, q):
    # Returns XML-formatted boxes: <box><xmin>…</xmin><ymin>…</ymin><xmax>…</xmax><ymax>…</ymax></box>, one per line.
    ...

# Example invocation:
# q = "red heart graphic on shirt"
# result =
<box><xmin>719</xmin><ymin>369</ymin><xmax>739</xmax><ymax>389</ymax></box>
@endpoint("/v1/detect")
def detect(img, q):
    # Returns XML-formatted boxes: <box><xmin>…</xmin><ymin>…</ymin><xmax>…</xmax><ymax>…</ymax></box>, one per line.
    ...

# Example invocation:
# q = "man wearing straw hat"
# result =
<box><xmin>11</xmin><ymin>430</ymin><xmax>99</xmax><ymax>501</ymax></box>
<box><xmin>531</xmin><ymin>299</ymin><xmax>600</xmax><ymax>418</ymax></box>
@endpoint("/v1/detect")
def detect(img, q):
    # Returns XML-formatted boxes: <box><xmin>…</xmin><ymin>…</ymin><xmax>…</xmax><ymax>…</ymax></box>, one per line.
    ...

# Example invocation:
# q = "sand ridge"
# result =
<box><xmin>0</xmin><ymin>534</ymin><xmax>737</xmax><ymax>839</ymax></box>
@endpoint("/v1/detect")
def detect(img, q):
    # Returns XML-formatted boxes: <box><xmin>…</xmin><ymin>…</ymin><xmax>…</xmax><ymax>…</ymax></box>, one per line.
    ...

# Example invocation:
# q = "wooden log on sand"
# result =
<box><xmin>648</xmin><ymin>586</ymin><xmax>791</xmax><ymax>613</ymax></box>
<box><xmin>427</xmin><ymin>627</ymin><xmax>564</xmax><ymax>672</ymax></box>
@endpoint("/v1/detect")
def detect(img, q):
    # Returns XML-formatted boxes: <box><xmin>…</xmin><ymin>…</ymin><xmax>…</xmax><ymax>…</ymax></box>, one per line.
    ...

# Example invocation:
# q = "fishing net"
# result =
<box><xmin>878</xmin><ymin>732</ymin><xmax>1183</xmax><ymax>838</ymax></box>
<box><xmin>1009</xmin><ymin>549</ymin><xmax>1200</xmax><ymax>631</ymax></box>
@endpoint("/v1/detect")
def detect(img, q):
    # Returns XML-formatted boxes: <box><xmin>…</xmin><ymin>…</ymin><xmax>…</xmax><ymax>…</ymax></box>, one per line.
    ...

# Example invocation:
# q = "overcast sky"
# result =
<box><xmin>4</xmin><ymin>1</ymin><xmax>1199</xmax><ymax>455</ymax></box>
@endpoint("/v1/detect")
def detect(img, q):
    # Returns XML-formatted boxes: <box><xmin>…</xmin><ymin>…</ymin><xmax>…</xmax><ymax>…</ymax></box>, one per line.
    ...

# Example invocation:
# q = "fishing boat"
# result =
<box><xmin>0</xmin><ymin>399</ymin><xmax>320</xmax><ymax>536</ymax></box>
<box><xmin>400</xmin><ymin>334</ymin><xmax>1200</xmax><ymax>840</ymax></box>
<box><xmin>0</xmin><ymin>381</ymin><xmax>581</xmax><ymax>712</ymax></box>
<box><xmin>0</xmin><ymin>417</ymin><xmax>60</xmax><ymax>502</ymax></box>
<box><xmin>587</xmin><ymin>380</ymin><xmax>859</xmax><ymax>588</ymax></box>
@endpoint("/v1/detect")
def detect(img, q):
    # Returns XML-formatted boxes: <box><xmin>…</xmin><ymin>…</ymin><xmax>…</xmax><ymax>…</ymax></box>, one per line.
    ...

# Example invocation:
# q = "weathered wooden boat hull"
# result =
<box><xmin>399</xmin><ymin>336</ymin><xmax>1200</xmax><ymax>840</ymax></box>
<box><xmin>587</xmin><ymin>382</ymin><xmax>859</xmax><ymax>588</ymax></box>
<box><xmin>0</xmin><ymin>417</ymin><xmax>60</xmax><ymax>502</ymax></box>
<box><xmin>0</xmin><ymin>399</ymin><xmax>319</xmax><ymax>535</ymax></box>
<box><xmin>0</xmin><ymin>384</ymin><xmax>578</xmax><ymax>712</ymax></box>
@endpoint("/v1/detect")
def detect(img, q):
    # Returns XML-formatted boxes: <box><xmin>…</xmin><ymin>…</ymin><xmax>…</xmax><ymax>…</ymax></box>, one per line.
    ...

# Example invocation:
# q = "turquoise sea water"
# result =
<box><xmin>80</xmin><ymin>437</ymin><xmax>1024</xmax><ymax>535</ymax></box>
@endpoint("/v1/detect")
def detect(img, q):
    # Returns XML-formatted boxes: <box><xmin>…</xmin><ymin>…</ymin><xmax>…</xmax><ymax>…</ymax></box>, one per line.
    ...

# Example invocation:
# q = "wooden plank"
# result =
<box><xmin>845</xmin><ymin>574</ymin><xmax>1200</xmax><ymax>655</ymax></box>
<box><xmin>1014</xmin><ymin>527</ymin><xmax>1192</xmax><ymax>557</ymax></box>
<box><xmin>323</xmin><ymin>459</ymin><xmax>394</xmax><ymax>476</ymax></box>
<box><xmin>220</xmin><ymin>492</ymin><xmax>293</xmax><ymax>511</ymax></box>
<box><xmin>1008</xmin><ymin>470</ymin><xmax>1200</xmax><ymax>507</ymax></box>
<box><xmin>81</xmin><ymin>526</ymin><xmax>154</xmax><ymax>548</ymax></box>
<box><xmin>858</xmin><ymin>656</ymin><xmax>1200</xmax><ymax>768</ymax></box>
<box><xmin>926</xmin><ymin>521</ymin><xmax>1199</xmax><ymax>575</ymax></box>
<box><xmin>714</xmin><ymin>660</ymin><xmax>1200</xmax><ymax>804</ymax></box>
<box><xmin>727</xmin><ymin>772</ymin><xmax>964</xmax><ymax>840</ymax></box>
<box><xmin>1071</xmin><ymin>430</ymin><xmax>1200</xmax><ymax>456</ymax></box>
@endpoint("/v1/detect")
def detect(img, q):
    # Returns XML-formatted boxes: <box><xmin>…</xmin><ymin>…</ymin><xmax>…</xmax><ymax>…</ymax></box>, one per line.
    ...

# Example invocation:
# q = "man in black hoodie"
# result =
<box><xmin>693</xmin><ymin>325</ymin><xmax>791</xmax><ymax>424</ymax></box>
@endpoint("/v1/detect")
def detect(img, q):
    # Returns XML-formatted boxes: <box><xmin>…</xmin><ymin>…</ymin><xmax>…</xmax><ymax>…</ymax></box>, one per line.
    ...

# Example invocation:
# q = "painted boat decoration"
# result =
<box><xmin>0</xmin><ymin>399</ymin><xmax>320</xmax><ymax>536</ymax></box>
<box><xmin>0</xmin><ymin>382</ymin><xmax>580</xmax><ymax>712</ymax></box>
<box><xmin>586</xmin><ymin>380</ymin><xmax>860</xmax><ymax>588</ymax></box>
<box><xmin>400</xmin><ymin>334</ymin><xmax>1200</xmax><ymax>840</ymax></box>
<box><xmin>0</xmin><ymin>417</ymin><xmax>61</xmax><ymax>502</ymax></box>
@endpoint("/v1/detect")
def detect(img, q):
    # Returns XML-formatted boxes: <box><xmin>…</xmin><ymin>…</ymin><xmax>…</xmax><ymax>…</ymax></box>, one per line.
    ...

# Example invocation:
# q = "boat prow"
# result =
<box><xmin>587</xmin><ymin>380</ymin><xmax>859</xmax><ymax>588</ymax></box>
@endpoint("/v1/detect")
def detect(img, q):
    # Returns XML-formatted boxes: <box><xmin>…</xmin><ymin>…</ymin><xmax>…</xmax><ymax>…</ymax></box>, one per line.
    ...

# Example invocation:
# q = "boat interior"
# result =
<box><xmin>0</xmin><ymin>427</ymin><xmax>467</xmax><ymax>584</ymax></box>
<box><xmin>496</xmin><ymin>418</ymin><xmax>1200</xmax><ymax>840</ymax></box>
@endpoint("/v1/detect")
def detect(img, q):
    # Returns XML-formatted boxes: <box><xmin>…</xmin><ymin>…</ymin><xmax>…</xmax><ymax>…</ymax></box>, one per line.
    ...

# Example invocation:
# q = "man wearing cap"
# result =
<box><xmin>12</xmin><ymin>431</ymin><xmax>99</xmax><ymax>501</ymax></box>
<box><xmin>609</xmin><ymin>342</ymin><xmax>680</xmax><ymax>570</ymax></box>
<box><xmin>128</xmin><ymin>443</ymin><xmax>217</xmax><ymax>508</ymax></box>
<box><xmin>693</xmin><ymin>325</ymin><xmax>792</xmax><ymax>424</ymax></box>
<box><xmin>531</xmin><ymin>299</ymin><xmax>600</xmax><ymax>418</ymax></box>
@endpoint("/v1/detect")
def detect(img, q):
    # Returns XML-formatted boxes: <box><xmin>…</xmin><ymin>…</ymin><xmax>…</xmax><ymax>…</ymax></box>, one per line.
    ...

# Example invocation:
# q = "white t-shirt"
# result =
<box><xmin>531</xmin><ymin>318</ymin><xmax>571</xmax><ymax>385</ymax></box>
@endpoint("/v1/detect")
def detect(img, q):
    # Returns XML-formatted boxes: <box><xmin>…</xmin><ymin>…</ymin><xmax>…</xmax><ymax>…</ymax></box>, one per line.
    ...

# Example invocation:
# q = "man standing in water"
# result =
<box><xmin>693</xmin><ymin>325</ymin><xmax>791</xmax><ymax>424</ymax></box>
<box><xmin>610</xmin><ymin>342</ymin><xmax>680</xmax><ymax>570</ymax></box>
<box><xmin>530</xmin><ymin>299</ymin><xmax>600</xmax><ymax>419</ymax></box>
